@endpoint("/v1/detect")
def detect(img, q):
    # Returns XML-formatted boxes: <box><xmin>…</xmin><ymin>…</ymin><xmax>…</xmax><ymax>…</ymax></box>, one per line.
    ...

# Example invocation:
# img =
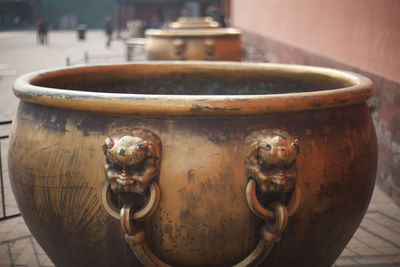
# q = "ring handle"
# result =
<box><xmin>101</xmin><ymin>181</ymin><xmax>160</xmax><ymax>221</ymax></box>
<box><xmin>239</xmin><ymin>129</ymin><xmax>301</xmax><ymax>266</ymax></box>
<box><xmin>246</xmin><ymin>179</ymin><xmax>301</xmax><ymax>220</ymax></box>
<box><xmin>122</xmin><ymin>199</ymin><xmax>289</xmax><ymax>267</ymax></box>
<box><xmin>122</xmin><ymin>202</ymin><xmax>171</xmax><ymax>267</ymax></box>
<box><xmin>234</xmin><ymin>203</ymin><xmax>288</xmax><ymax>267</ymax></box>
<box><xmin>134</xmin><ymin>182</ymin><xmax>160</xmax><ymax>221</ymax></box>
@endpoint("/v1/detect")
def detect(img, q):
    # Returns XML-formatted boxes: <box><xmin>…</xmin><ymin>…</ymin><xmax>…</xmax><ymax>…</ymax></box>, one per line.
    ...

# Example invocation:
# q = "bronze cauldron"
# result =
<box><xmin>9</xmin><ymin>62</ymin><xmax>377</xmax><ymax>267</ymax></box>
<box><xmin>169</xmin><ymin>16</ymin><xmax>220</xmax><ymax>29</ymax></box>
<box><xmin>145</xmin><ymin>17</ymin><xmax>242</xmax><ymax>61</ymax></box>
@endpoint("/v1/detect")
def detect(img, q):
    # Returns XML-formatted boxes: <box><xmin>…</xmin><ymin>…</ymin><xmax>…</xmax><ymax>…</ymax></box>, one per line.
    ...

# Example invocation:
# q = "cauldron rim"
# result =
<box><xmin>13</xmin><ymin>61</ymin><xmax>373</xmax><ymax>116</ymax></box>
<box><xmin>145</xmin><ymin>27</ymin><xmax>241</xmax><ymax>37</ymax></box>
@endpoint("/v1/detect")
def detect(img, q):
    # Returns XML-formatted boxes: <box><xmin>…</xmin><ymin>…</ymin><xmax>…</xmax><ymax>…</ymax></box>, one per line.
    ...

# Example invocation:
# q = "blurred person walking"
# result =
<box><xmin>104</xmin><ymin>16</ymin><xmax>113</xmax><ymax>47</ymax></box>
<box><xmin>36</xmin><ymin>19</ymin><xmax>48</xmax><ymax>45</ymax></box>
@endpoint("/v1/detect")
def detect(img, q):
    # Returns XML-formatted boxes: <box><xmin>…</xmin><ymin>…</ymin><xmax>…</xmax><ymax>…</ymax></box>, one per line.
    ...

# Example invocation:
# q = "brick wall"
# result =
<box><xmin>231</xmin><ymin>0</ymin><xmax>400</xmax><ymax>81</ymax></box>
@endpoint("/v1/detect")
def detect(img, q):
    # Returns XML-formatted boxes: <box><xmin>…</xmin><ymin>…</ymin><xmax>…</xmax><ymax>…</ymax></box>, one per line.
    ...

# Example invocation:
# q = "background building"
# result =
<box><xmin>0</xmin><ymin>0</ymin><xmax>225</xmax><ymax>31</ymax></box>
<box><xmin>0</xmin><ymin>0</ymin><xmax>114</xmax><ymax>30</ymax></box>
<box><xmin>113</xmin><ymin>0</ymin><xmax>223</xmax><ymax>36</ymax></box>
<box><xmin>0</xmin><ymin>0</ymin><xmax>34</xmax><ymax>29</ymax></box>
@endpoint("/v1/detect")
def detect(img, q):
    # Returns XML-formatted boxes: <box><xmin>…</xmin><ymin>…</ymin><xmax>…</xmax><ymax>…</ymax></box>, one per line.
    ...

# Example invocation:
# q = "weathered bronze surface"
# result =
<box><xmin>245</xmin><ymin>130</ymin><xmax>299</xmax><ymax>193</ymax></box>
<box><xmin>9</xmin><ymin>62</ymin><xmax>377</xmax><ymax>266</ymax></box>
<box><xmin>145</xmin><ymin>18</ymin><xmax>242</xmax><ymax>61</ymax></box>
<box><xmin>104</xmin><ymin>129</ymin><xmax>161</xmax><ymax>194</ymax></box>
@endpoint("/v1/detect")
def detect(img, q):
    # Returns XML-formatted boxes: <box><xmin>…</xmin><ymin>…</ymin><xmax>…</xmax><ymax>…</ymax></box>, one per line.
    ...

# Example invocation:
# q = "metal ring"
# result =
<box><xmin>246</xmin><ymin>179</ymin><xmax>301</xmax><ymax>220</ymax></box>
<box><xmin>101</xmin><ymin>181</ymin><xmax>160</xmax><ymax>221</ymax></box>
<box><xmin>267</xmin><ymin>203</ymin><xmax>288</xmax><ymax>233</ymax></box>
<box><xmin>121</xmin><ymin>203</ymin><xmax>136</xmax><ymax>235</ymax></box>
<box><xmin>121</xmin><ymin>203</ymin><xmax>171</xmax><ymax>267</ymax></box>
<box><xmin>234</xmin><ymin>203</ymin><xmax>288</xmax><ymax>267</ymax></box>
<box><xmin>134</xmin><ymin>182</ymin><xmax>160</xmax><ymax>221</ymax></box>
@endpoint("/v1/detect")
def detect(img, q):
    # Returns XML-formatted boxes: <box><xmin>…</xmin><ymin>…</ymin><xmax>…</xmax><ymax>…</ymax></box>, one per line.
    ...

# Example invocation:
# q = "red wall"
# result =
<box><xmin>231</xmin><ymin>0</ymin><xmax>400</xmax><ymax>81</ymax></box>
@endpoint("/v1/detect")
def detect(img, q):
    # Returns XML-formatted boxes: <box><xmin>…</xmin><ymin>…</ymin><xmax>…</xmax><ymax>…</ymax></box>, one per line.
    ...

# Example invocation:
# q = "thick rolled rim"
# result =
<box><xmin>145</xmin><ymin>27</ymin><xmax>241</xmax><ymax>37</ymax></box>
<box><xmin>13</xmin><ymin>61</ymin><xmax>373</xmax><ymax>116</ymax></box>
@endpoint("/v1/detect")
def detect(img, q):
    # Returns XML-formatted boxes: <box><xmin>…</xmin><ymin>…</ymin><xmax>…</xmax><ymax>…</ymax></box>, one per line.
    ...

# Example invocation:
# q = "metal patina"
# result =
<box><xmin>9</xmin><ymin>62</ymin><xmax>377</xmax><ymax>266</ymax></box>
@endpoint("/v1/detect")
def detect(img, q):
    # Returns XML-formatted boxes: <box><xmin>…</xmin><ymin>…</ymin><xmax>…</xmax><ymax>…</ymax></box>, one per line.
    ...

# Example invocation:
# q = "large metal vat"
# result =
<box><xmin>9</xmin><ymin>62</ymin><xmax>377</xmax><ymax>266</ymax></box>
<box><xmin>145</xmin><ymin>17</ymin><xmax>242</xmax><ymax>61</ymax></box>
<box><xmin>169</xmin><ymin>16</ymin><xmax>220</xmax><ymax>29</ymax></box>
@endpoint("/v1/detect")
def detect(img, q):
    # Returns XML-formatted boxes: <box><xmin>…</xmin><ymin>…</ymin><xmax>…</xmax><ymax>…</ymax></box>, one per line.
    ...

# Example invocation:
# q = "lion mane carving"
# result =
<box><xmin>244</xmin><ymin>129</ymin><xmax>299</xmax><ymax>193</ymax></box>
<box><xmin>103</xmin><ymin>129</ymin><xmax>161</xmax><ymax>194</ymax></box>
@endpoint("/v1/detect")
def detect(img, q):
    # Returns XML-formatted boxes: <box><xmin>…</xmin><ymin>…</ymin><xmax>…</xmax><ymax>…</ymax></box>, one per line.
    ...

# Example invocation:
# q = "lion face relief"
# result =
<box><xmin>245</xmin><ymin>129</ymin><xmax>299</xmax><ymax>193</ymax></box>
<box><xmin>103</xmin><ymin>129</ymin><xmax>161</xmax><ymax>194</ymax></box>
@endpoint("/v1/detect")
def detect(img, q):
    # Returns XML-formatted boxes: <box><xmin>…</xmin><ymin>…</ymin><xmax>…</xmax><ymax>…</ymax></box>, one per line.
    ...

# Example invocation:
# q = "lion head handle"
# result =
<box><xmin>103</xmin><ymin>129</ymin><xmax>161</xmax><ymax>194</ymax></box>
<box><xmin>244</xmin><ymin>129</ymin><xmax>299</xmax><ymax>193</ymax></box>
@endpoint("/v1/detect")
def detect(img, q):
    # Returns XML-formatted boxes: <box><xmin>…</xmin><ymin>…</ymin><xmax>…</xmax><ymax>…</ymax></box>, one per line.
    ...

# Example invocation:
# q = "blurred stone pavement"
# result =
<box><xmin>0</xmin><ymin>30</ymin><xmax>399</xmax><ymax>267</ymax></box>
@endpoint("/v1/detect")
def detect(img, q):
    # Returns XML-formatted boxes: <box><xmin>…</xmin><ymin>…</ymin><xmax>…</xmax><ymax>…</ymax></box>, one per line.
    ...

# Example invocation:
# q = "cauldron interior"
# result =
<box><xmin>30</xmin><ymin>64</ymin><xmax>355</xmax><ymax>95</ymax></box>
